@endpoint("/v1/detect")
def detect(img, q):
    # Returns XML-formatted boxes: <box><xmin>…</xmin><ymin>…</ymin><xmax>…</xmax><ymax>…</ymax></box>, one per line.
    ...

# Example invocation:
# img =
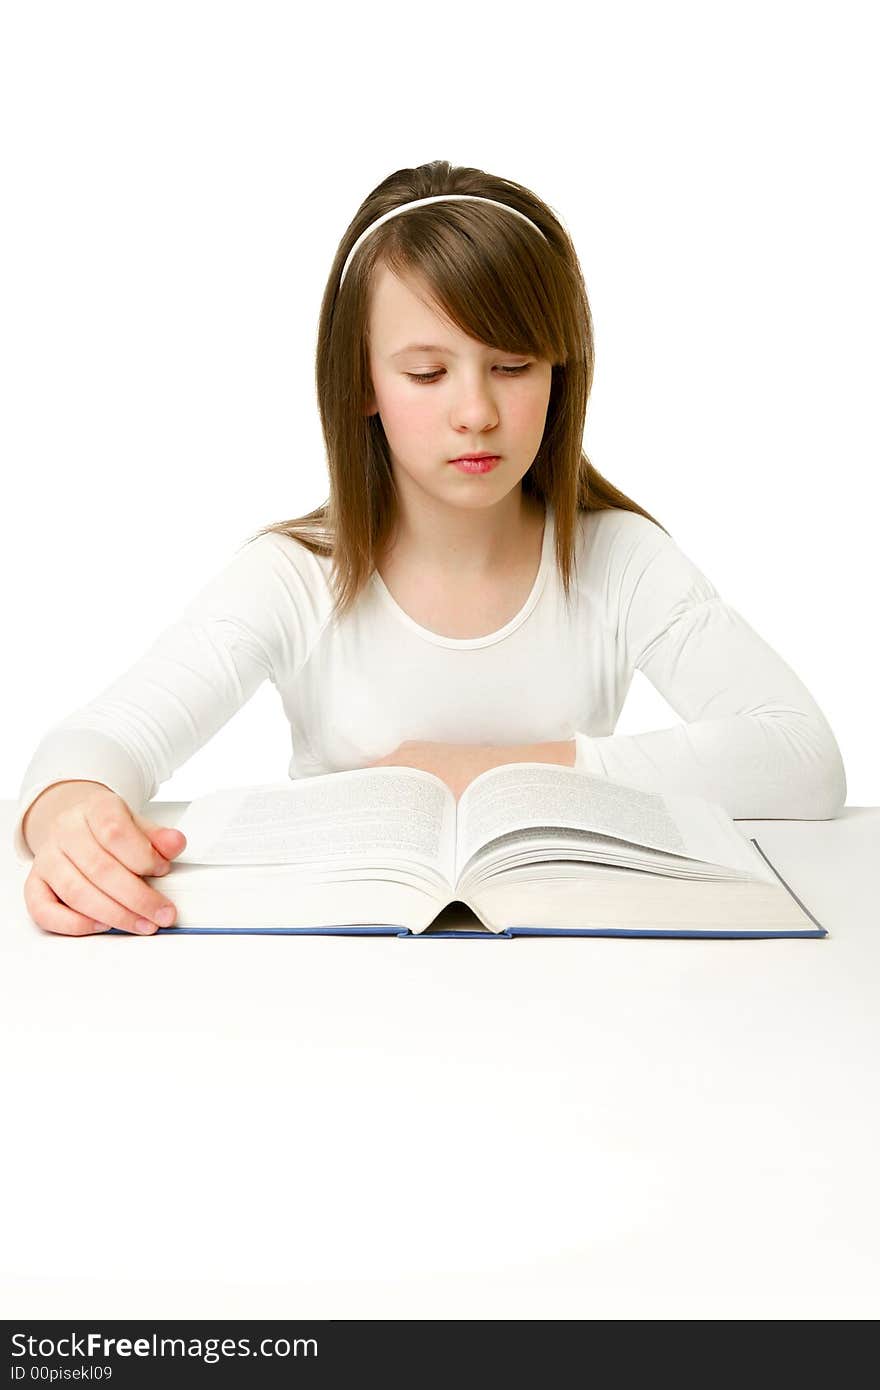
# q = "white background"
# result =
<box><xmin>2</xmin><ymin>1</ymin><xmax>879</xmax><ymax>1328</ymax></box>
<box><xmin>2</xmin><ymin>0</ymin><xmax>877</xmax><ymax>807</ymax></box>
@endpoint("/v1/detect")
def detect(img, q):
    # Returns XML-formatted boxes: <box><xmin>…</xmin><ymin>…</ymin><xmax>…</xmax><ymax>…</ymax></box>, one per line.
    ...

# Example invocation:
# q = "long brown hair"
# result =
<box><xmin>246</xmin><ymin>160</ymin><xmax>668</xmax><ymax>620</ymax></box>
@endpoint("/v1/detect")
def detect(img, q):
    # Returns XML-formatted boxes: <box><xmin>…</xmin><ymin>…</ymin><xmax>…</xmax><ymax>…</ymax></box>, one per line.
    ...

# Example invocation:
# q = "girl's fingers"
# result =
<box><xmin>58</xmin><ymin>823</ymin><xmax>177</xmax><ymax>927</ymax></box>
<box><xmin>33</xmin><ymin>852</ymin><xmax>165</xmax><ymax>935</ymax></box>
<box><xmin>24</xmin><ymin>870</ymin><xmax>113</xmax><ymax>936</ymax></box>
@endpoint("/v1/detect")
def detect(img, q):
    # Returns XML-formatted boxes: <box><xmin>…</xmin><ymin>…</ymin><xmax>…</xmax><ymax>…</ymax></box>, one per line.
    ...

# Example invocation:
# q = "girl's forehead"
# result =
<box><xmin>369</xmin><ymin>278</ymin><xmax>465</xmax><ymax>352</ymax></box>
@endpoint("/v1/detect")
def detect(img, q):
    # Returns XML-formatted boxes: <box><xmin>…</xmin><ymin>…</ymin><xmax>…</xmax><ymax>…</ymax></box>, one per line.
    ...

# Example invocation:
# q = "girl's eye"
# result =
<box><xmin>406</xmin><ymin>364</ymin><xmax>532</xmax><ymax>385</ymax></box>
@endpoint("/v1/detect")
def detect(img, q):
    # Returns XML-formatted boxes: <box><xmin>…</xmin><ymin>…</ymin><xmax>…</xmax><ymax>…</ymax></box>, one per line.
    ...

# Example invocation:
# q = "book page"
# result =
<box><xmin>454</xmin><ymin>763</ymin><xmax>764</xmax><ymax>881</ymax></box>
<box><xmin>173</xmin><ymin>767</ymin><xmax>456</xmax><ymax>879</ymax></box>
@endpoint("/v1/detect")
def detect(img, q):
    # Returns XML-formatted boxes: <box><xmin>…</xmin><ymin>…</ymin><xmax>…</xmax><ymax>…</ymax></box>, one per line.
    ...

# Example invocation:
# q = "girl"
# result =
<box><xmin>16</xmin><ymin>160</ymin><xmax>847</xmax><ymax>937</ymax></box>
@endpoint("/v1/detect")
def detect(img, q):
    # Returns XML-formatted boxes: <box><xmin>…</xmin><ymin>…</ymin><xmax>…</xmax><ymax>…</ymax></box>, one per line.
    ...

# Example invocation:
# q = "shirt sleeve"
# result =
<box><xmin>12</xmin><ymin>532</ymin><xmax>317</xmax><ymax>865</ymax></box>
<box><xmin>573</xmin><ymin>516</ymin><xmax>847</xmax><ymax>820</ymax></box>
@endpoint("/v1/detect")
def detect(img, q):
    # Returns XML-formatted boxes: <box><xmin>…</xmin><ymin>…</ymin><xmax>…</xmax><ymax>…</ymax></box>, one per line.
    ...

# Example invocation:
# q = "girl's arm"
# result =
<box><xmin>573</xmin><ymin>515</ymin><xmax>847</xmax><ymax>820</ymax></box>
<box><xmin>366</xmin><ymin>738</ymin><xmax>575</xmax><ymax>799</ymax></box>
<box><xmin>13</xmin><ymin>533</ymin><xmax>303</xmax><ymax>864</ymax></box>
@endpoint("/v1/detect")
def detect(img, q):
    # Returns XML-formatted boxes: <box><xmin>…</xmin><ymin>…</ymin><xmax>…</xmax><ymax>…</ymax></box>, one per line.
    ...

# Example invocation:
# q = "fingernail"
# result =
<box><xmin>92</xmin><ymin>923</ymin><xmax>113</xmax><ymax>933</ymax></box>
<box><xmin>135</xmin><ymin>918</ymin><xmax>156</xmax><ymax>933</ymax></box>
<box><xmin>155</xmin><ymin>907</ymin><xmax>175</xmax><ymax>927</ymax></box>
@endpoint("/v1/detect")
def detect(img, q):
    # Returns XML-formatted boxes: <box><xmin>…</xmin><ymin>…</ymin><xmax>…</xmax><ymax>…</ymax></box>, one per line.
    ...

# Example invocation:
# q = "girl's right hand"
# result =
<box><xmin>23</xmin><ymin>787</ymin><xmax>187</xmax><ymax>936</ymax></box>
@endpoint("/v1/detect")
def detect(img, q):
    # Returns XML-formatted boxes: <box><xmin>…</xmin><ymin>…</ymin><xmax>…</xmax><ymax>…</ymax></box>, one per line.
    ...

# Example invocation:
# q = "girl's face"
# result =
<box><xmin>365</xmin><ymin>262</ymin><xmax>553</xmax><ymax>513</ymax></box>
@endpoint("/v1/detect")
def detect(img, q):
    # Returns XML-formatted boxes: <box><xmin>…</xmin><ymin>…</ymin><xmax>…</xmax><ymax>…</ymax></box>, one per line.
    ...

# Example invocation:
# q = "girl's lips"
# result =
<box><xmin>450</xmin><ymin>456</ymin><xmax>501</xmax><ymax>474</ymax></box>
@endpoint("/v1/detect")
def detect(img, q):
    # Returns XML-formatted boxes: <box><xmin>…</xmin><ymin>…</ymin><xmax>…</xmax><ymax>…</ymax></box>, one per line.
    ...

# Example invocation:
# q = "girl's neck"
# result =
<box><xmin>380</xmin><ymin>490</ymin><xmax>545</xmax><ymax>580</ymax></box>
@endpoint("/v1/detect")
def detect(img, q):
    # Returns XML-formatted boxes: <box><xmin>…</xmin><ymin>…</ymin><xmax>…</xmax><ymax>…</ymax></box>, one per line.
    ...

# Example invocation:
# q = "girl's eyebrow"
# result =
<box><xmin>391</xmin><ymin>343</ymin><xmax>460</xmax><ymax>357</ymax></box>
<box><xmin>391</xmin><ymin>343</ymin><xmax>522</xmax><ymax>358</ymax></box>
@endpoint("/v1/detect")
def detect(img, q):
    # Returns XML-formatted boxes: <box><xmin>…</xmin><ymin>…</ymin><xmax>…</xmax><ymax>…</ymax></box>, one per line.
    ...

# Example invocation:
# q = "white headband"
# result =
<box><xmin>338</xmin><ymin>193</ymin><xmax>549</xmax><ymax>288</ymax></box>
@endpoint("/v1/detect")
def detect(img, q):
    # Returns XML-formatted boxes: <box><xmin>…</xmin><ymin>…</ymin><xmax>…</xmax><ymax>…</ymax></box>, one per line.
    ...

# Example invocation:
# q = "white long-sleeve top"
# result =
<box><xmin>12</xmin><ymin>503</ymin><xmax>847</xmax><ymax>864</ymax></box>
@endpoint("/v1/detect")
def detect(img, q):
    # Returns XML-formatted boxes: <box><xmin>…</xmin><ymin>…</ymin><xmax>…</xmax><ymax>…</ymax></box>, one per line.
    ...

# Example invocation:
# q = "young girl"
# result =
<box><xmin>16</xmin><ymin>160</ymin><xmax>847</xmax><ymax>937</ymax></box>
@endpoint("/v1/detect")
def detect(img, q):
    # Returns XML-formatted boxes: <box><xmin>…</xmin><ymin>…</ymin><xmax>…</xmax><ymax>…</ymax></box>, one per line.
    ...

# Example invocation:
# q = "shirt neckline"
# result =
<box><xmin>371</xmin><ymin>502</ymin><xmax>554</xmax><ymax>650</ymax></box>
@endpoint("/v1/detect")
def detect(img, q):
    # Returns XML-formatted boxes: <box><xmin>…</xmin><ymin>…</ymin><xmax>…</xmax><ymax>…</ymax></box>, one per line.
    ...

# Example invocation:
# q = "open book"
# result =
<box><xmin>139</xmin><ymin>763</ymin><xmax>827</xmax><ymax>938</ymax></box>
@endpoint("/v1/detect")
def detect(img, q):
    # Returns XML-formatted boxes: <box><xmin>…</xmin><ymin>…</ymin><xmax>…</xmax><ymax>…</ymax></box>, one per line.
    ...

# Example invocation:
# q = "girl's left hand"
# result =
<box><xmin>365</xmin><ymin>740</ymin><xmax>502</xmax><ymax>800</ymax></box>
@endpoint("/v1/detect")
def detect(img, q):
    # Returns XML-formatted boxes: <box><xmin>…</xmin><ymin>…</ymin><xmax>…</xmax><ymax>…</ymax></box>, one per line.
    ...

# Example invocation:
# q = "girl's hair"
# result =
<box><xmin>246</xmin><ymin>159</ymin><xmax>668</xmax><ymax>620</ymax></box>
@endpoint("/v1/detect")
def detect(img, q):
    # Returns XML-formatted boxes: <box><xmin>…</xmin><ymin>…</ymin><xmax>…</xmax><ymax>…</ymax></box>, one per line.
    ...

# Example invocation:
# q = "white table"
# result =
<box><xmin>1</xmin><ymin>800</ymin><xmax>878</xmax><ymax>1320</ymax></box>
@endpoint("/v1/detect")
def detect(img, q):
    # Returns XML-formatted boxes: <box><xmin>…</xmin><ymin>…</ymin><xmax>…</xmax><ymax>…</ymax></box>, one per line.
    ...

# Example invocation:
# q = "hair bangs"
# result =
<box><xmin>375</xmin><ymin>205</ymin><xmax>563</xmax><ymax>364</ymax></box>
